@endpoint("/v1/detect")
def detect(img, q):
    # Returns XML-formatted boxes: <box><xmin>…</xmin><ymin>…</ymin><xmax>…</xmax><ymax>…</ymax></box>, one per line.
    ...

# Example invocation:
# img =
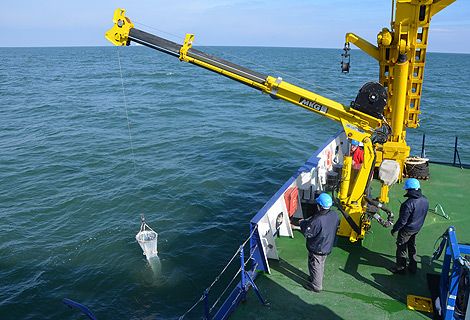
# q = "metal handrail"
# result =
<box><xmin>419</xmin><ymin>133</ymin><xmax>468</xmax><ymax>168</ymax></box>
<box><xmin>178</xmin><ymin>225</ymin><xmax>261</xmax><ymax>320</ymax></box>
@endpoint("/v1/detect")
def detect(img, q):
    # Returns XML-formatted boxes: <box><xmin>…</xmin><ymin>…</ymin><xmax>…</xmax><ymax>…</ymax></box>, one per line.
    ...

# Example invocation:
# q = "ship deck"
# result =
<box><xmin>232</xmin><ymin>163</ymin><xmax>470</xmax><ymax>319</ymax></box>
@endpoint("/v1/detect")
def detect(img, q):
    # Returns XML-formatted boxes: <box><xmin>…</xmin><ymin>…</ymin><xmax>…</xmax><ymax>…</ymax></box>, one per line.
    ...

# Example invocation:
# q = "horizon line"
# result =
<box><xmin>1</xmin><ymin>45</ymin><xmax>469</xmax><ymax>55</ymax></box>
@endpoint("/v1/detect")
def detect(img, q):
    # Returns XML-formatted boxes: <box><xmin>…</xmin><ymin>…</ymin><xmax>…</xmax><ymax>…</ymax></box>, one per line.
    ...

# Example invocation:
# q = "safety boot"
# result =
<box><xmin>389</xmin><ymin>265</ymin><xmax>406</xmax><ymax>275</ymax></box>
<box><xmin>408</xmin><ymin>262</ymin><xmax>417</xmax><ymax>274</ymax></box>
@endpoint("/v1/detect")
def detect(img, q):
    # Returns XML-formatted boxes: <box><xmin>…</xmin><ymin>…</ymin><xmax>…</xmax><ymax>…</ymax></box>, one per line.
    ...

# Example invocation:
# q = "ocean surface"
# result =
<box><xmin>0</xmin><ymin>45</ymin><xmax>469</xmax><ymax>319</ymax></box>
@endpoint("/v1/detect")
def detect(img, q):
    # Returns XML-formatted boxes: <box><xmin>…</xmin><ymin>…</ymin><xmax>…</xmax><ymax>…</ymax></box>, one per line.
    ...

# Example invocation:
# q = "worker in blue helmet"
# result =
<box><xmin>300</xmin><ymin>193</ymin><xmax>340</xmax><ymax>292</ymax></box>
<box><xmin>389</xmin><ymin>178</ymin><xmax>429</xmax><ymax>274</ymax></box>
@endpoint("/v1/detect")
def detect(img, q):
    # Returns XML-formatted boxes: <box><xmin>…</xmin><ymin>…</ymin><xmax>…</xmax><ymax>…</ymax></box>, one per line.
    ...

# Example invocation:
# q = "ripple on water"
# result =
<box><xmin>0</xmin><ymin>47</ymin><xmax>469</xmax><ymax>319</ymax></box>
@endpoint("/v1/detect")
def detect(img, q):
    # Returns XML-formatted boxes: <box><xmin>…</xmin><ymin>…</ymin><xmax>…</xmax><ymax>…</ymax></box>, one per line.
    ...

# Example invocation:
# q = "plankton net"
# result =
<box><xmin>136</xmin><ymin>215</ymin><xmax>158</xmax><ymax>260</ymax></box>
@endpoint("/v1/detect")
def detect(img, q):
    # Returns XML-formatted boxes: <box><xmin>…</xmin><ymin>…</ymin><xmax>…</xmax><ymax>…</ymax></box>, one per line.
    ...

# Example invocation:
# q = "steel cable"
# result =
<box><xmin>207</xmin><ymin>225</ymin><xmax>258</xmax><ymax>292</ymax></box>
<box><xmin>179</xmin><ymin>225</ymin><xmax>259</xmax><ymax>318</ymax></box>
<box><xmin>244</xmin><ymin>244</ymin><xmax>259</xmax><ymax>267</ymax></box>
<box><xmin>116</xmin><ymin>48</ymin><xmax>137</xmax><ymax>174</ymax></box>
<box><xmin>133</xmin><ymin>20</ymin><xmax>351</xmax><ymax>102</ymax></box>
<box><xmin>178</xmin><ymin>294</ymin><xmax>206</xmax><ymax>320</ymax></box>
<box><xmin>209</xmin><ymin>268</ymin><xmax>243</xmax><ymax>314</ymax></box>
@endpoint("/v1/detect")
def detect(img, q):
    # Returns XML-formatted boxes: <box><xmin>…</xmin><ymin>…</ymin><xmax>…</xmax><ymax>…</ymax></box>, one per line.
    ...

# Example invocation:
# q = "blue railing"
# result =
<box><xmin>180</xmin><ymin>132</ymin><xmax>346</xmax><ymax>319</ymax></box>
<box><xmin>178</xmin><ymin>225</ymin><xmax>267</xmax><ymax>320</ymax></box>
<box><xmin>64</xmin><ymin>131</ymin><xmax>470</xmax><ymax>319</ymax></box>
<box><xmin>431</xmin><ymin>227</ymin><xmax>470</xmax><ymax>320</ymax></box>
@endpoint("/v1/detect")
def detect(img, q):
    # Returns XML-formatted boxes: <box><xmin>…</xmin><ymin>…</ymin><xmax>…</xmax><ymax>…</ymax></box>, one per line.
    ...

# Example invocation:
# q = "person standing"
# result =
<box><xmin>390</xmin><ymin>178</ymin><xmax>429</xmax><ymax>274</ymax></box>
<box><xmin>350</xmin><ymin>139</ymin><xmax>364</xmax><ymax>170</ymax></box>
<box><xmin>300</xmin><ymin>193</ymin><xmax>340</xmax><ymax>292</ymax></box>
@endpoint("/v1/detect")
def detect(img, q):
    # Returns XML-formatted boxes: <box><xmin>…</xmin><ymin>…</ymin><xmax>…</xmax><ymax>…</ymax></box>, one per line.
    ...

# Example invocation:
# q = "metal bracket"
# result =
<box><xmin>105</xmin><ymin>8</ymin><xmax>134</xmax><ymax>46</ymax></box>
<box><xmin>270</xmin><ymin>77</ymin><xmax>283</xmax><ymax>95</ymax></box>
<box><xmin>180</xmin><ymin>33</ymin><xmax>194</xmax><ymax>61</ymax></box>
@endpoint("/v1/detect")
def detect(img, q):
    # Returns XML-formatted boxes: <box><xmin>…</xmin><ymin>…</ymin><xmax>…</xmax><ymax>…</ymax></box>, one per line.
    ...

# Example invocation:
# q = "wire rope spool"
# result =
<box><xmin>404</xmin><ymin>156</ymin><xmax>430</xmax><ymax>180</ymax></box>
<box><xmin>351</xmin><ymin>82</ymin><xmax>388</xmax><ymax>119</ymax></box>
<box><xmin>136</xmin><ymin>215</ymin><xmax>159</xmax><ymax>260</ymax></box>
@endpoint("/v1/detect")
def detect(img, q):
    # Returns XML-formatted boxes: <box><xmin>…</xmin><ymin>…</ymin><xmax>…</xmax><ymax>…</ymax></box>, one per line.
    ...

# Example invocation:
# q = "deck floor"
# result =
<box><xmin>232</xmin><ymin>163</ymin><xmax>470</xmax><ymax>319</ymax></box>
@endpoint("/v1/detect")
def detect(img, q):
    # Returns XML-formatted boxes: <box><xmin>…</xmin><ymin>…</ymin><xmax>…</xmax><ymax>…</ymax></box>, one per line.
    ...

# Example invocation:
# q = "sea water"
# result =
<box><xmin>0</xmin><ymin>46</ymin><xmax>469</xmax><ymax>319</ymax></box>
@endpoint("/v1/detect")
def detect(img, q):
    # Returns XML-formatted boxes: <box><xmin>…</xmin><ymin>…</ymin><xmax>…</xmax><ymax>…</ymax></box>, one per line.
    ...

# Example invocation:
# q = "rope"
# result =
<box><xmin>221</xmin><ymin>263</ymin><xmax>259</xmax><ymax>312</ymax></box>
<box><xmin>242</xmin><ymin>225</ymin><xmax>258</xmax><ymax>248</ymax></box>
<box><xmin>139</xmin><ymin>215</ymin><xmax>156</xmax><ymax>233</ymax></box>
<box><xmin>404</xmin><ymin>156</ymin><xmax>429</xmax><ymax>179</ymax></box>
<box><xmin>179</xmin><ymin>225</ymin><xmax>260</xmax><ymax>318</ymax></box>
<box><xmin>206</xmin><ymin>247</ymin><xmax>241</xmax><ymax>292</ymax></box>
<box><xmin>178</xmin><ymin>294</ymin><xmax>206</xmax><ymax>320</ymax></box>
<box><xmin>431</xmin><ymin>231</ymin><xmax>449</xmax><ymax>263</ymax></box>
<box><xmin>431</xmin><ymin>203</ymin><xmax>449</xmax><ymax>220</ymax></box>
<box><xmin>117</xmin><ymin>48</ymin><xmax>137</xmax><ymax>174</ymax></box>
<box><xmin>207</xmin><ymin>225</ymin><xmax>258</xmax><ymax>292</ymax></box>
<box><xmin>209</xmin><ymin>268</ymin><xmax>243</xmax><ymax>314</ymax></box>
<box><xmin>405</xmin><ymin>157</ymin><xmax>428</xmax><ymax>165</ymax></box>
<box><xmin>212</xmin><ymin>245</ymin><xmax>260</xmax><ymax>314</ymax></box>
<box><xmin>139</xmin><ymin>221</ymin><xmax>157</xmax><ymax>234</ymax></box>
<box><xmin>244</xmin><ymin>244</ymin><xmax>259</xmax><ymax>267</ymax></box>
<box><xmin>455</xmin><ymin>264</ymin><xmax>469</xmax><ymax>317</ymax></box>
<box><xmin>207</xmin><ymin>228</ymin><xmax>259</xmax><ymax>312</ymax></box>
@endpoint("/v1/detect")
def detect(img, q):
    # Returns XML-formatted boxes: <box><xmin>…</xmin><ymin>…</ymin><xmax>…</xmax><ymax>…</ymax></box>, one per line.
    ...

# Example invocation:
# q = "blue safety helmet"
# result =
<box><xmin>351</xmin><ymin>140</ymin><xmax>360</xmax><ymax>146</ymax></box>
<box><xmin>403</xmin><ymin>178</ymin><xmax>420</xmax><ymax>190</ymax></box>
<box><xmin>316</xmin><ymin>193</ymin><xmax>333</xmax><ymax>209</ymax></box>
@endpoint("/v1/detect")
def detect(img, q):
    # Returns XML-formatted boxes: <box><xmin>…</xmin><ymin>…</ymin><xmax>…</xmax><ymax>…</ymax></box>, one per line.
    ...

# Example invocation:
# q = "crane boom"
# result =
<box><xmin>105</xmin><ymin>1</ymin><xmax>456</xmax><ymax>242</ymax></box>
<box><xmin>105</xmin><ymin>8</ymin><xmax>392</xmax><ymax>242</ymax></box>
<box><xmin>106</xmin><ymin>9</ymin><xmax>383</xmax><ymax>138</ymax></box>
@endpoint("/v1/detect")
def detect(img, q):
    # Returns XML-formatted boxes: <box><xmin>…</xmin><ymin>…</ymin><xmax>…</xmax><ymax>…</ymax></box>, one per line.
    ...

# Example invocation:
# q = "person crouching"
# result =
<box><xmin>300</xmin><ymin>193</ymin><xmax>340</xmax><ymax>292</ymax></box>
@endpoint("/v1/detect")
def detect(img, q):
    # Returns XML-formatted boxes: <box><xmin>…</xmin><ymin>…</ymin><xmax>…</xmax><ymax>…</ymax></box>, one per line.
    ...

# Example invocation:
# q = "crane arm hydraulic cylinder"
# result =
<box><xmin>128</xmin><ymin>28</ymin><xmax>269</xmax><ymax>85</ymax></box>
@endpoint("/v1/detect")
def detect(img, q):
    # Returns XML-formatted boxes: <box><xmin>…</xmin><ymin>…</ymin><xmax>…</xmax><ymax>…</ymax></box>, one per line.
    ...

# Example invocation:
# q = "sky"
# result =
<box><xmin>2</xmin><ymin>0</ymin><xmax>469</xmax><ymax>53</ymax></box>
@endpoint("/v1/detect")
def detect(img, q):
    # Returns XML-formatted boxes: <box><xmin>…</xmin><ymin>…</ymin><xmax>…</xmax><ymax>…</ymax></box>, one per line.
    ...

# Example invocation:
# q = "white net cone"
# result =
<box><xmin>136</xmin><ymin>216</ymin><xmax>158</xmax><ymax>260</ymax></box>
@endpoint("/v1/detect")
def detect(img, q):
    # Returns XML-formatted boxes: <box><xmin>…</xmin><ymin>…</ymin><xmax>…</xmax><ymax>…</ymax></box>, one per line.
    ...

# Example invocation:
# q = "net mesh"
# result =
<box><xmin>136</xmin><ymin>217</ymin><xmax>158</xmax><ymax>259</ymax></box>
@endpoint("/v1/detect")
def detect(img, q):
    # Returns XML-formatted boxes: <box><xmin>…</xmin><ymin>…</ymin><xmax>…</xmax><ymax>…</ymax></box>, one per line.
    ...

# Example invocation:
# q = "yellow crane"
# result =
<box><xmin>105</xmin><ymin>0</ymin><xmax>454</xmax><ymax>242</ymax></box>
<box><xmin>344</xmin><ymin>0</ymin><xmax>455</xmax><ymax>203</ymax></box>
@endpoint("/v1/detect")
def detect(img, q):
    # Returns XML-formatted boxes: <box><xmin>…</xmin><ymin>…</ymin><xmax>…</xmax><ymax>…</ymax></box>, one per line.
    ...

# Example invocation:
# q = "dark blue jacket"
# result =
<box><xmin>300</xmin><ymin>209</ymin><xmax>340</xmax><ymax>255</ymax></box>
<box><xmin>392</xmin><ymin>189</ymin><xmax>429</xmax><ymax>234</ymax></box>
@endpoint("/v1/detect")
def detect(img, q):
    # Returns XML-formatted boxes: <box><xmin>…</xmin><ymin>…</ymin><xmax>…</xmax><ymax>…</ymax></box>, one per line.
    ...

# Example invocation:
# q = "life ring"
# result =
<box><xmin>325</xmin><ymin>149</ymin><xmax>333</xmax><ymax>169</ymax></box>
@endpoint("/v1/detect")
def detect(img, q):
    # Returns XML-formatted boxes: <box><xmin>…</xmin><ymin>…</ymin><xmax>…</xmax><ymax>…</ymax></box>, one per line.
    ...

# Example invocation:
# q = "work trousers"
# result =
<box><xmin>396</xmin><ymin>229</ymin><xmax>418</xmax><ymax>270</ymax></box>
<box><xmin>307</xmin><ymin>252</ymin><xmax>327</xmax><ymax>291</ymax></box>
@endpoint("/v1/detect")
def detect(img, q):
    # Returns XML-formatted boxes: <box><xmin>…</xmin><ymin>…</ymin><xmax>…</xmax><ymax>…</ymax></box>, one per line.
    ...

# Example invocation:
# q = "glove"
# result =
<box><xmin>390</xmin><ymin>230</ymin><xmax>396</xmax><ymax>237</ymax></box>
